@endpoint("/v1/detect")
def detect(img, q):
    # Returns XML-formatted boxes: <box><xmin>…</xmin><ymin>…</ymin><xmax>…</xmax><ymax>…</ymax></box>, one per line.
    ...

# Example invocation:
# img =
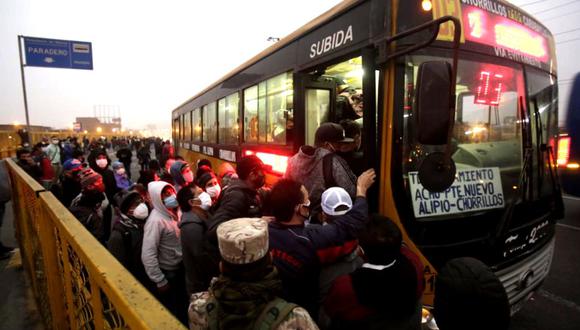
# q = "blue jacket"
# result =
<box><xmin>268</xmin><ymin>196</ymin><xmax>369</xmax><ymax>316</ymax></box>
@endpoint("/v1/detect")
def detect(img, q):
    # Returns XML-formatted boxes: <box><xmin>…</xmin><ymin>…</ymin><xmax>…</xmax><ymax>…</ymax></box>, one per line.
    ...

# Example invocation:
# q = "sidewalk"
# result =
<box><xmin>0</xmin><ymin>201</ymin><xmax>44</xmax><ymax>329</ymax></box>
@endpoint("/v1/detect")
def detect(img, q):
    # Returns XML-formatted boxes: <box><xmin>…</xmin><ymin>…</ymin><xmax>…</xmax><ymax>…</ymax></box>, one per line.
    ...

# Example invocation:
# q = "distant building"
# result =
<box><xmin>75</xmin><ymin>117</ymin><xmax>121</xmax><ymax>134</ymax></box>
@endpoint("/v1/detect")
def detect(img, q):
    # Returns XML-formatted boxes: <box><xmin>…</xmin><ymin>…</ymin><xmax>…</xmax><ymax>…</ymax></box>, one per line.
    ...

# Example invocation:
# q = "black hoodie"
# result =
<box><xmin>87</xmin><ymin>149</ymin><xmax>119</xmax><ymax>202</ymax></box>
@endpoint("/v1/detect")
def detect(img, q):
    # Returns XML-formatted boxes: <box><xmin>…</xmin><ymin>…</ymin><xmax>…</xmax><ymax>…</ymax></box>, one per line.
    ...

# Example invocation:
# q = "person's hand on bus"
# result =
<box><xmin>356</xmin><ymin>169</ymin><xmax>376</xmax><ymax>197</ymax></box>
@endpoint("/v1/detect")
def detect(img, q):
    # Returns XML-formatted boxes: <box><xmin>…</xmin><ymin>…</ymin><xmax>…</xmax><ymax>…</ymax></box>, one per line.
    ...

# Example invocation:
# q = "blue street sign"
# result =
<box><xmin>23</xmin><ymin>36</ymin><xmax>93</xmax><ymax>70</ymax></box>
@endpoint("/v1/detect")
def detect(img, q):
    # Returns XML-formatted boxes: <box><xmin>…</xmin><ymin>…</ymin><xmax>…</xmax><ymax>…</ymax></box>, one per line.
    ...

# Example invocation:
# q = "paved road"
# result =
<box><xmin>510</xmin><ymin>195</ymin><xmax>580</xmax><ymax>330</ymax></box>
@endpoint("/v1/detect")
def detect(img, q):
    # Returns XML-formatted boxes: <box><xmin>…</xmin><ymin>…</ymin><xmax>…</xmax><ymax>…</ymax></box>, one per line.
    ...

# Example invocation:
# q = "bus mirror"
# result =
<box><xmin>415</xmin><ymin>61</ymin><xmax>453</xmax><ymax>145</ymax></box>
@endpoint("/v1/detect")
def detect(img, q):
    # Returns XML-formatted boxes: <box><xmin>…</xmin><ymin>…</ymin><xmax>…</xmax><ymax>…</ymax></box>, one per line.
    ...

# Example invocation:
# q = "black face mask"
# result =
<box><xmin>253</xmin><ymin>173</ymin><xmax>265</xmax><ymax>188</ymax></box>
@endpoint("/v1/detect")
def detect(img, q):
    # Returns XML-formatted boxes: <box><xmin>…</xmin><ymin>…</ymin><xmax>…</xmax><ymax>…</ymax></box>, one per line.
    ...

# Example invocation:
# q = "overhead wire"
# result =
<box><xmin>531</xmin><ymin>0</ymin><xmax>579</xmax><ymax>15</ymax></box>
<box><xmin>558</xmin><ymin>36</ymin><xmax>580</xmax><ymax>45</ymax></box>
<box><xmin>520</xmin><ymin>0</ymin><xmax>547</xmax><ymax>7</ymax></box>
<box><xmin>554</xmin><ymin>27</ymin><xmax>580</xmax><ymax>36</ymax></box>
<box><xmin>543</xmin><ymin>8</ymin><xmax>580</xmax><ymax>22</ymax></box>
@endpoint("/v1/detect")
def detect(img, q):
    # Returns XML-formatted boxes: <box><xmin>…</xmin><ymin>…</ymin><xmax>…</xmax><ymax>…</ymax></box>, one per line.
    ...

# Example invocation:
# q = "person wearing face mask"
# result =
<box><xmin>88</xmin><ymin>149</ymin><xmax>120</xmax><ymax>203</ymax></box>
<box><xmin>142</xmin><ymin>181</ymin><xmax>187</xmax><ymax>324</ymax></box>
<box><xmin>338</xmin><ymin>119</ymin><xmax>365</xmax><ymax>176</ymax></box>
<box><xmin>69</xmin><ymin>167</ymin><xmax>108</xmax><ymax>244</ymax></box>
<box><xmin>195</xmin><ymin>171</ymin><xmax>221</xmax><ymax>204</ymax></box>
<box><xmin>108</xmin><ymin>190</ymin><xmax>151</xmax><ymax>289</ymax></box>
<box><xmin>285</xmin><ymin>123</ymin><xmax>361</xmax><ymax>224</ymax></box>
<box><xmin>177</xmin><ymin>186</ymin><xmax>217</xmax><ymax>296</ymax></box>
<box><xmin>170</xmin><ymin>160</ymin><xmax>193</xmax><ymax>192</ymax></box>
<box><xmin>206</xmin><ymin>155</ymin><xmax>266</xmax><ymax>239</ymax></box>
<box><xmin>203</xmin><ymin>155</ymin><xmax>267</xmax><ymax>283</ymax></box>
<box><xmin>267</xmin><ymin>169</ymin><xmax>375</xmax><ymax>318</ymax></box>
<box><xmin>45</xmin><ymin>135</ymin><xmax>62</xmax><ymax>185</ymax></box>
<box><xmin>112</xmin><ymin>161</ymin><xmax>133</xmax><ymax>190</ymax></box>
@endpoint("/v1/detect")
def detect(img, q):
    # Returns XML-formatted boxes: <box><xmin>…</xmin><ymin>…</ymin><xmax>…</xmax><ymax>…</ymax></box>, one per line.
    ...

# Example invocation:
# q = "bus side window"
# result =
<box><xmin>305</xmin><ymin>89</ymin><xmax>330</xmax><ymax>146</ymax></box>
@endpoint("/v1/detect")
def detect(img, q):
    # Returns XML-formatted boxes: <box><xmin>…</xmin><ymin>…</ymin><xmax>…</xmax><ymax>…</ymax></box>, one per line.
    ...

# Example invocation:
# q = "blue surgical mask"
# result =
<box><xmin>163</xmin><ymin>195</ymin><xmax>179</xmax><ymax>209</ymax></box>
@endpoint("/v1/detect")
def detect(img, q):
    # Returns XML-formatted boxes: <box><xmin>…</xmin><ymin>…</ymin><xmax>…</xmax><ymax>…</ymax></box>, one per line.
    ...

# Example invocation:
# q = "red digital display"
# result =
<box><xmin>463</xmin><ymin>7</ymin><xmax>549</xmax><ymax>63</ymax></box>
<box><xmin>475</xmin><ymin>70</ymin><xmax>503</xmax><ymax>106</ymax></box>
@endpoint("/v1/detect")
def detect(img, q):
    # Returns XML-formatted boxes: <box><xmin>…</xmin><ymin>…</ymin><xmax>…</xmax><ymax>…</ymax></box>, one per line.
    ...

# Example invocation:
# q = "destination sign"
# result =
<box><xmin>409</xmin><ymin>167</ymin><xmax>505</xmax><ymax>218</ymax></box>
<box><xmin>433</xmin><ymin>0</ymin><xmax>555</xmax><ymax>71</ymax></box>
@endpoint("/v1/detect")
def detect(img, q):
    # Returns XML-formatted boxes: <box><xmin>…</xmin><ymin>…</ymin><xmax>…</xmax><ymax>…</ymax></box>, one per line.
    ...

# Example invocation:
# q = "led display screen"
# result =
<box><xmin>462</xmin><ymin>6</ymin><xmax>549</xmax><ymax>63</ymax></box>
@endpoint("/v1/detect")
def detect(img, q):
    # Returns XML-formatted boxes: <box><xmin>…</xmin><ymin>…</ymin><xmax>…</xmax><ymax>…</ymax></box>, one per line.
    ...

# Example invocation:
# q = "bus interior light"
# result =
<box><xmin>557</xmin><ymin>137</ymin><xmax>571</xmax><ymax>167</ymax></box>
<box><xmin>567</xmin><ymin>163</ymin><xmax>579</xmax><ymax>170</ymax></box>
<box><xmin>244</xmin><ymin>150</ymin><xmax>289</xmax><ymax>174</ymax></box>
<box><xmin>421</xmin><ymin>0</ymin><xmax>432</xmax><ymax>12</ymax></box>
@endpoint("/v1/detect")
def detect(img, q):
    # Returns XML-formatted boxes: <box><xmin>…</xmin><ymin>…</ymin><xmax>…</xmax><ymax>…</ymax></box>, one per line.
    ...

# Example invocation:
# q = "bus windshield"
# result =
<box><xmin>402</xmin><ymin>53</ymin><xmax>526</xmax><ymax>219</ymax></box>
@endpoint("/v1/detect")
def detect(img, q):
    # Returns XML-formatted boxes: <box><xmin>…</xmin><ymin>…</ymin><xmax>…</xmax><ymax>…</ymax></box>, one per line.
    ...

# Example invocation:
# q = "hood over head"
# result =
<box><xmin>170</xmin><ymin>160</ymin><xmax>188</xmax><ymax>186</ymax></box>
<box><xmin>87</xmin><ymin>149</ymin><xmax>111</xmax><ymax>173</ymax></box>
<box><xmin>147</xmin><ymin>181</ymin><xmax>177</xmax><ymax>220</ymax></box>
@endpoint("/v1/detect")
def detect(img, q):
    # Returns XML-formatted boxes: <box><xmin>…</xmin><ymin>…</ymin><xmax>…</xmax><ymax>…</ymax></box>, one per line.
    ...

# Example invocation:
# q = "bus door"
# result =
<box><xmin>294</xmin><ymin>73</ymin><xmax>337</xmax><ymax>149</ymax></box>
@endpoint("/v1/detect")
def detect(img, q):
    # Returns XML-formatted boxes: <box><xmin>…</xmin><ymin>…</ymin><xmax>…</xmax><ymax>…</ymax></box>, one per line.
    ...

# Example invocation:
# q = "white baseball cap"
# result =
<box><xmin>321</xmin><ymin>187</ymin><xmax>353</xmax><ymax>216</ymax></box>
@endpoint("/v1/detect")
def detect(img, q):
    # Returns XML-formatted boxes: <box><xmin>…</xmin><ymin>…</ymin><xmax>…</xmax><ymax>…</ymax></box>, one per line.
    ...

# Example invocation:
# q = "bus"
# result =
<box><xmin>171</xmin><ymin>0</ymin><xmax>563</xmax><ymax>322</ymax></box>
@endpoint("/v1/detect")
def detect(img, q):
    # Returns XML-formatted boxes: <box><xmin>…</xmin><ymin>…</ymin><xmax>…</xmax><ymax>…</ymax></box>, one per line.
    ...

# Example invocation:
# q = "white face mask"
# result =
<box><xmin>132</xmin><ymin>203</ymin><xmax>149</xmax><ymax>220</ymax></box>
<box><xmin>206</xmin><ymin>184</ymin><xmax>221</xmax><ymax>199</ymax></box>
<box><xmin>116</xmin><ymin>168</ymin><xmax>126</xmax><ymax>175</ymax></box>
<box><xmin>197</xmin><ymin>192</ymin><xmax>212</xmax><ymax>211</ymax></box>
<box><xmin>96</xmin><ymin>159</ymin><xmax>108</xmax><ymax>168</ymax></box>
<box><xmin>183</xmin><ymin>171</ymin><xmax>194</xmax><ymax>183</ymax></box>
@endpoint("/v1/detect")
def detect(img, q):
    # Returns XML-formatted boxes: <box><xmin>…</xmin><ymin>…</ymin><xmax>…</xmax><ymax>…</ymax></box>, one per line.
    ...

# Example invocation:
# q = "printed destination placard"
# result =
<box><xmin>408</xmin><ymin>167</ymin><xmax>505</xmax><ymax>218</ymax></box>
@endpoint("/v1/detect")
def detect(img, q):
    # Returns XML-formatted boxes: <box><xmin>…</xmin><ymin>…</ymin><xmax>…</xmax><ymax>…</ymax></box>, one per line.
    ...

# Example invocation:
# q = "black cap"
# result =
<box><xmin>315</xmin><ymin>122</ymin><xmax>354</xmax><ymax>146</ymax></box>
<box><xmin>237</xmin><ymin>155</ymin><xmax>266</xmax><ymax>180</ymax></box>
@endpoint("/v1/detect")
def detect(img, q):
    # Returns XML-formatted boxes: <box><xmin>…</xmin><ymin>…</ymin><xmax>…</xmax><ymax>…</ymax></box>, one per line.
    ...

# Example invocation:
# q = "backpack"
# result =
<box><xmin>206</xmin><ymin>296</ymin><xmax>298</xmax><ymax>330</ymax></box>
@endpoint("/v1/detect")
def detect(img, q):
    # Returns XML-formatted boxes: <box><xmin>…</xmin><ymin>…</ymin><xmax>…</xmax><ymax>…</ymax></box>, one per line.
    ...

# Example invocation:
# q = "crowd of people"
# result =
<box><xmin>12</xmin><ymin>125</ymin><xmax>426</xmax><ymax>330</ymax></box>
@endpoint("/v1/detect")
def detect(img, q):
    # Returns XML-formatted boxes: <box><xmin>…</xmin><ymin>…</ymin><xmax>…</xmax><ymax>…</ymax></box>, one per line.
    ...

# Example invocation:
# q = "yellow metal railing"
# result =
<box><xmin>5</xmin><ymin>158</ymin><xmax>185</xmax><ymax>330</ymax></box>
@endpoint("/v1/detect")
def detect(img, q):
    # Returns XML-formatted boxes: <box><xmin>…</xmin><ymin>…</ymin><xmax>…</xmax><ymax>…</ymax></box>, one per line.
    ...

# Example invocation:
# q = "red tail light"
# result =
<box><xmin>557</xmin><ymin>136</ymin><xmax>571</xmax><ymax>167</ymax></box>
<box><xmin>244</xmin><ymin>150</ymin><xmax>289</xmax><ymax>174</ymax></box>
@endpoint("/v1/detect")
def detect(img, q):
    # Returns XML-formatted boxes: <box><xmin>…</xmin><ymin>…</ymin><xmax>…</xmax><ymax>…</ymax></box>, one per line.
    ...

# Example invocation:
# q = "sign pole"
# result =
<box><xmin>17</xmin><ymin>35</ymin><xmax>31</xmax><ymax>131</ymax></box>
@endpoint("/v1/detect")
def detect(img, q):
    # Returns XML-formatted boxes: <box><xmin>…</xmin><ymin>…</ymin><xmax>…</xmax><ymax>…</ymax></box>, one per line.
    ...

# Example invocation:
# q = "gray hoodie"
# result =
<box><xmin>285</xmin><ymin>145</ymin><xmax>357</xmax><ymax>214</ymax></box>
<box><xmin>141</xmin><ymin>181</ymin><xmax>182</xmax><ymax>287</ymax></box>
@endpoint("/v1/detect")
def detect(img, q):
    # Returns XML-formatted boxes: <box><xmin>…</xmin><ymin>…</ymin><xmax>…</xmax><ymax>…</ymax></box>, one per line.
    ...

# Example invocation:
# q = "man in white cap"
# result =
<box><xmin>188</xmin><ymin>218</ymin><xmax>318</xmax><ymax>330</ymax></box>
<box><xmin>268</xmin><ymin>169</ymin><xmax>376</xmax><ymax>318</ymax></box>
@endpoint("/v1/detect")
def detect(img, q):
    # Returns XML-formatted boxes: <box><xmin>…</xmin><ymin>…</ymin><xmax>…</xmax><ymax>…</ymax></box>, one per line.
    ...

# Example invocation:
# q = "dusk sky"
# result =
<box><xmin>0</xmin><ymin>0</ymin><xmax>343</xmax><ymax>132</ymax></box>
<box><xmin>0</xmin><ymin>0</ymin><xmax>578</xmax><ymax>132</ymax></box>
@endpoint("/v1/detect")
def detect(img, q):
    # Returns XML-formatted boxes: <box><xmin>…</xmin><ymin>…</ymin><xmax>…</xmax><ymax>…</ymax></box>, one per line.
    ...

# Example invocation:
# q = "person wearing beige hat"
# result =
<box><xmin>188</xmin><ymin>217</ymin><xmax>319</xmax><ymax>330</ymax></box>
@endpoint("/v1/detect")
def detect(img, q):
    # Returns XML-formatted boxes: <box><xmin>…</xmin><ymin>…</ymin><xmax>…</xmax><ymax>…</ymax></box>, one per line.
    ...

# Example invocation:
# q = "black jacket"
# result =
<box><xmin>116</xmin><ymin>147</ymin><xmax>133</xmax><ymax>165</ymax></box>
<box><xmin>107</xmin><ymin>218</ymin><xmax>150</xmax><ymax>287</ymax></box>
<box><xmin>268</xmin><ymin>196</ymin><xmax>369</xmax><ymax>316</ymax></box>
<box><xmin>179</xmin><ymin>210</ymin><xmax>217</xmax><ymax>295</ymax></box>
<box><xmin>88</xmin><ymin>149</ymin><xmax>119</xmax><ymax>202</ymax></box>
<box><xmin>206</xmin><ymin>179</ymin><xmax>262</xmax><ymax>239</ymax></box>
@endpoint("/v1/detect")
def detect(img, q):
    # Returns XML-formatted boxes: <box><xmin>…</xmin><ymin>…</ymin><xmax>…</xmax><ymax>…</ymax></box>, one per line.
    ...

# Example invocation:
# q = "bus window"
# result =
<box><xmin>182</xmin><ymin>111</ymin><xmax>192</xmax><ymax>142</ymax></box>
<box><xmin>244</xmin><ymin>85</ymin><xmax>259</xmax><ymax>143</ymax></box>
<box><xmin>202</xmin><ymin>102</ymin><xmax>217</xmax><ymax>143</ymax></box>
<box><xmin>192</xmin><ymin>108</ymin><xmax>201</xmax><ymax>143</ymax></box>
<box><xmin>305</xmin><ymin>89</ymin><xmax>330</xmax><ymax>145</ymax></box>
<box><xmin>527</xmin><ymin>69</ymin><xmax>558</xmax><ymax>198</ymax></box>
<box><xmin>243</xmin><ymin>72</ymin><xmax>293</xmax><ymax>144</ymax></box>
<box><xmin>218</xmin><ymin>93</ymin><xmax>239</xmax><ymax>145</ymax></box>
